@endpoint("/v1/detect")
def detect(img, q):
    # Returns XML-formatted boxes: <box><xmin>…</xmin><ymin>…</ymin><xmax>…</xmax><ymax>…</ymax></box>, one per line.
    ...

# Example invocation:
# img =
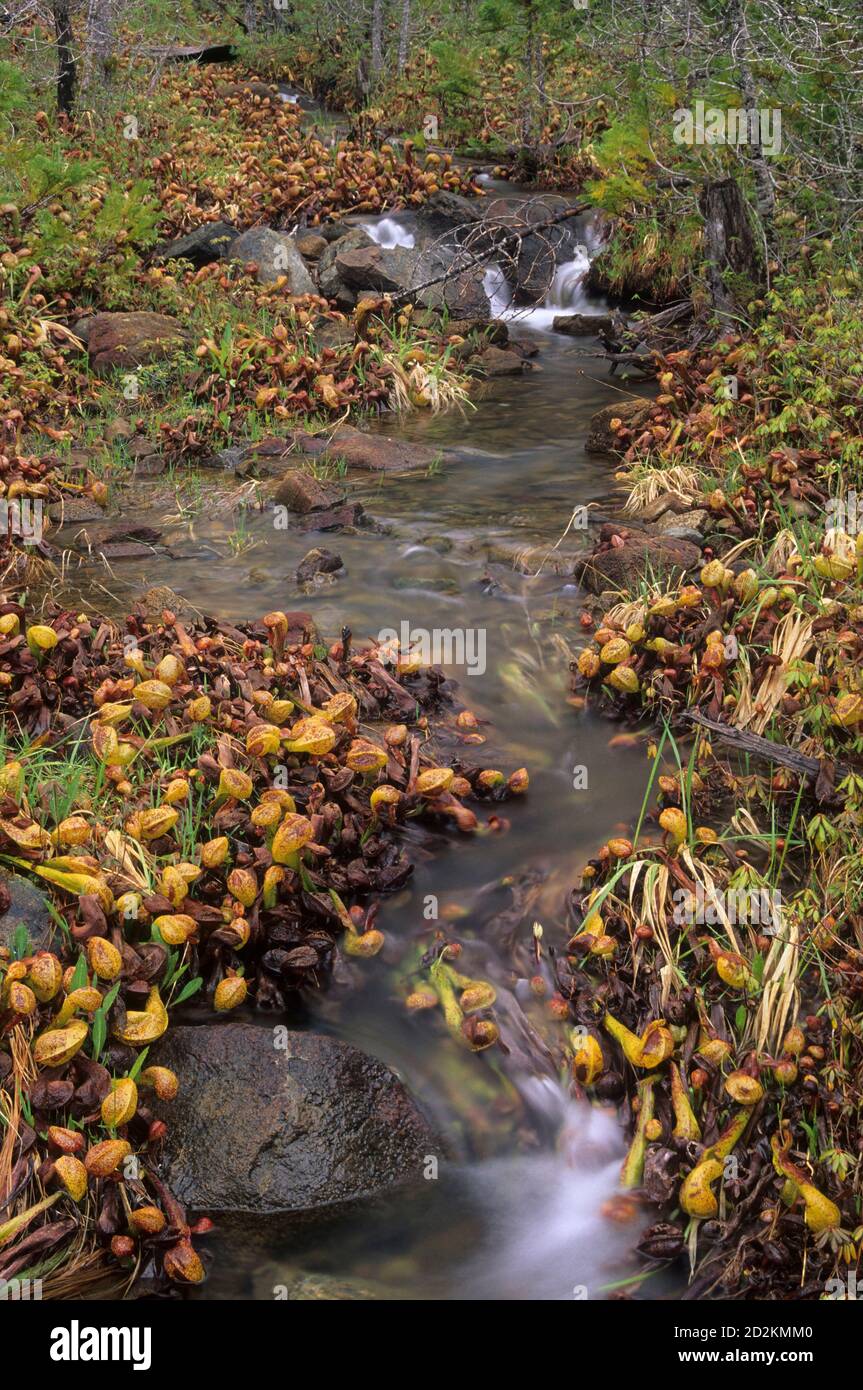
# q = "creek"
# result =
<box><xmin>71</xmin><ymin>185</ymin><xmax>660</xmax><ymax>1299</ymax></box>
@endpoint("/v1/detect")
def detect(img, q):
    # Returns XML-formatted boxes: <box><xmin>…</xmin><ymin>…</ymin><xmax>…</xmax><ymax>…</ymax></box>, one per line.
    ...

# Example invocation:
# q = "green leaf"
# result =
<box><xmin>10</xmin><ymin>922</ymin><xmax>30</xmax><ymax>961</ymax></box>
<box><xmin>128</xmin><ymin>1046</ymin><xmax>150</xmax><ymax>1081</ymax></box>
<box><xmin>90</xmin><ymin>981</ymin><xmax>121</xmax><ymax>1061</ymax></box>
<box><xmin>90</xmin><ymin>1011</ymin><xmax>106</xmax><ymax>1061</ymax></box>
<box><xmin>173</xmin><ymin>976</ymin><xmax>203</xmax><ymax>1005</ymax></box>
<box><xmin>70</xmin><ymin>954</ymin><xmax>89</xmax><ymax>991</ymax></box>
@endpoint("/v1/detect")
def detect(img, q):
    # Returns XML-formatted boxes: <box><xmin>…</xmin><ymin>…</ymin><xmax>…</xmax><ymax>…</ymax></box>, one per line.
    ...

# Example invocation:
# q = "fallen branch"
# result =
<box><xmin>680</xmin><ymin>710</ymin><xmax>847</xmax><ymax>785</ymax></box>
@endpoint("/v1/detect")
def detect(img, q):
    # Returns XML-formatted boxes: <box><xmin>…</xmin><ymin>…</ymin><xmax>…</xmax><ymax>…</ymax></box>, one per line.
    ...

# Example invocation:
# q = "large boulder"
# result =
<box><xmin>86</xmin><ymin>312</ymin><xmax>188</xmax><ymax>375</ymax></box>
<box><xmin>472</xmin><ymin>345</ymin><xmax>528</xmax><ymax>377</ymax></box>
<box><xmin>317</xmin><ymin>226</ymin><xmax>374</xmax><ymax>306</ymax></box>
<box><xmin>553</xmin><ymin>312</ymin><xmax>616</xmax><ymax>337</ymax></box>
<box><xmin>229</xmin><ymin>227</ymin><xmax>316</xmax><ymax>293</ymax></box>
<box><xmin>585</xmin><ymin>399</ymin><xmax>654</xmax><ymax>455</ymax></box>
<box><xmin>295</xmin><ymin>233</ymin><xmax>327</xmax><ymax>260</ymax></box>
<box><xmin>412</xmin><ymin>191</ymin><xmax>483</xmax><ymax>246</ymax></box>
<box><xmin>240</xmin><ymin>426</ymin><xmax>452</xmax><ymax>475</ymax></box>
<box><xmin>416</xmin><ymin>257</ymin><xmax>490</xmax><ymax>321</ymax></box>
<box><xmin>326</xmin><ymin>237</ymin><xmax>489</xmax><ymax>320</ymax></box>
<box><xmin>265</xmin><ymin>469</ymin><xmax>346</xmax><ymax>514</ymax></box>
<box><xmin>575</xmin><ymin>531</ymin><xmax>701</xmax><ymax>594</ymax></box>
<box><xmin>334</xmin><ymin>243</ymin><xmax>417</xmax><ymax>294</ymax></box>
<box><xmin>152</xmin><ymin>1025</ymin><xmax>439</xmax><ymax>1225</ymax></box>
<box><xmin>310</xmin><ymin>424</ymin><xmax>451</xmax><ymax>473</ymax></box>
<box><xmin>151</xmin><ymin>221</ymin><xmax>238</xmax><ymax>267</ymax></box>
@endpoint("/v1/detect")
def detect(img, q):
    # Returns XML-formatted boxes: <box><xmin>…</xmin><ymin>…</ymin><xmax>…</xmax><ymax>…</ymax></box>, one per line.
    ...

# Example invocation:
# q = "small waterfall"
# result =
<box><xmin>452</xmin><ymin>1078</ymin><xmax>636</xmax><ymax>1300</ymax></box>
<box><xmin>483</xmin><ymin>236</ymin><xmax>605</xmax><ymax>331</ymax></box>
<box><xmin>363</xmin><ymin>216</ymin><xmax>416</xmax><ymax>250</ymax></box>
<box><xmin>428</xmin><ymin>952</ymin><xmax>639</xmax><ymax>1301</ymax></box>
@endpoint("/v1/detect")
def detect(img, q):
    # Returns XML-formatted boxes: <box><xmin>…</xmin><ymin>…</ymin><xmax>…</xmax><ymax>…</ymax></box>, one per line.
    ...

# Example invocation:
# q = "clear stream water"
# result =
<box><xmin>68</xmin><ymin>188</ymin><xmax>659</xmax><ymax>1299</ymax></box>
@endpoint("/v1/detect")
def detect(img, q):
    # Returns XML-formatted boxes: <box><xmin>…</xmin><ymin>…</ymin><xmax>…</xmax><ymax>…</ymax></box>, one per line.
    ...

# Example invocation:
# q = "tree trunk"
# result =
<box><xmin>85</xmin><ymin>0</ymin><xmax>116</xmax><ymax>89</ymax></box>
<box><xmin>521</xmin><ymin>0</ymin><xmax>535</xmax><ymax>147</ymax></box>
<box><xmin>727</xmin><ymin>0</ymin><xmax>775</xmax><ymax>246</ymax></box>
<box><xmin>698</xmin><ymin>178</ymin><xmax>766</xmax><ymax>322</ymax></box>
<box><xmin>52</xmin><ymin>0</ymin><xmax>76</xmax><ymax>116</ymax></box>
<box><xmin>243</xmin><ymin>0</ymin><xmax>258</xmax><ymax>36</ymax></box>
<box><xmin>370</xmin><ymin>0</ymin><xmax>384</xmax><ymax>78</ymax></box>
<box><xmin>397</xmin><ymin>0</ymin><xmax>411</xmax><ymax>73</ymax></box>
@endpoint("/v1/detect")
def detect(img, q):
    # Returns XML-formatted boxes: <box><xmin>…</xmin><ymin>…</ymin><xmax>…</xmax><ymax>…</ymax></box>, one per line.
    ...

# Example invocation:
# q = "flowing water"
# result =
<box><xmin>67</xmin><ymin>189</ymin><xmax>659</xmax><ymax>1299</ymax></box>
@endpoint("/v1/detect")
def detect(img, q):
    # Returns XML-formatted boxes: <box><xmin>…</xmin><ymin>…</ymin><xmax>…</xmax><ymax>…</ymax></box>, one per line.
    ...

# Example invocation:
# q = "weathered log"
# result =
<box><xmin>680</xmin><ymin>710</ymin><xmax>847</xmax><ymax>784</ymax></box>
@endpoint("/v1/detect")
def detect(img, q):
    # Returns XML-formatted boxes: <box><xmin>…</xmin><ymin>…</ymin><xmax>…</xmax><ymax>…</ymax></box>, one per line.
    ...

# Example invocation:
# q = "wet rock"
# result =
<box><xmin>553</xmin><ymin>312</ymin><xmax>616</xmax><ymax>337</ymax></box>
<box><xmin>575</xmin><ymin>531</ymin><xmax>701</xmax><ymax>594</ymax></box>
<box><xmin>152</xmin><ymin>1025</ymin><xmax>439</xmax><ymax>1225</ymax></box>
<box><xmin>335</xmin><ymin>244</ymin><xmax>416</xmax><ymax>294</ymax></box>
<box><xmin>448</xmin><ymin>318</ymin><xmax>508</xmax><ymax>346</ymax></box>
<box><xmin>313</xmin><ymin>319</ymin><xmax>356</xmax><ymax>351</ymax></box>
<box><xmin>295</xmin><ymin>504</ymin><xmax>365</xmax><ymax>533</ymax></box>
<box><xmin>71</xmin><ymin>316</ymin><xmax>94</xmax><ymax>346</ymax></box>
<box><xmin>295</xmin><ymin>233</ymin><xmax>327</xmax><ymax>260</ymax></box>
<box><xmin>485</xmin><ymin>540</ymin><xmax>582</xmax><ymax>577</ymax></box>
<box><xmin>421</xmin><ymin>265</ymin><xmax>490</xmax><ymax>321</ymax></box>
<box><xmin>86</xmin><ymin>312</ymin><xmax>189</xmax><ymax>375</ymax></box>
<box><xmin>316</xmin><ymin>220</ymin><xmax>355</xmax><ymax>243</ymax></box>
<box><xmin>645</xmin><ymin>507</ymin><xmax>709</xmax><ymax>549</ymax></box>
<box><xmin>507</xmin><ymin>333</ymin><xmax>540</xmax><ymax>358</ymax></box>
<box><xmin>200</xmin><ymin>445</ymin><xmax>245</xmax><ymax>471</ymax></box>
<box><xmin>320</xmin><ymin>425</ymin><xmax>448</xmax><ymax>473</ymax></box>
<box><xmin>473</xmin><ymin>345</ymin><xmax>528</xmax><ymax>377</ymax></box>
<box><xmin>650</xmin><ymin>507</ymin><xmax>708</xmax><ymax>538</ymax></box>
<box><xmin>230</xmin><ymin>228</ymin><xmax>316</xmax><ymax>293</ymax></box>
<box><xmin>239</xmin><ymin>426</ymin><xmax>448</xmax><ymax>476</ymax></box>
<box><xmin>131</xmin><ymin>456</ymin><xmax>166</xmax><ymax>478</ymax></box>
<box><xmin>48</xmin><ymin>495</ymin><xmax>105</xmax><ymax>524</ymax></box>
<box><xmin>643</xmin><ymin>1146</ymin><xmax>679</xmax><ymax>1206</ymax></box>
<box><xmin>586</xmin><ymin>399</ymin><xmax>654</xmax><ymax>455</ymax></box>
<box><xmin>297</xmin><ymin>548</ymin><xmax>345</xmax><ymax>590</ymax></box>
<box><xmin>151</xmin><ymin>221</ymin><xmax>238</xmax><ymax>267</ymax></box>
<box><xmin>660</xmin><ymin>526</ymin><xmax>707</xmax><ymax>547</ymax></box>
<box><xmin>412</xmin><ymin>190</ymin><xmax>483</xmax><ymax>244</ymax></box>
<box><xmin>0</xmin><ymin>875</ymin><xmax>58</xmax><ymax>954</ymax></box>
<box><xmin>71</xmin><ymin>520</ymin><xmax>164</xmax><ymax>560</ymax></box>
<box><xmin>332</xmin><ymin>240</ymin><xmax>489</xmax><ymax>320</ymax></box>
<box><xmin>281</xmin><ymin>1273</ymin><xmax>382</xmax><ymax>1300</ymax></box>
<box><xmin>97</xmin><ymin>541</ymin><xmax>161</xmax><ymax>560</ymax></box>
<box><xmin>418</xmin><ymin>534</ymin><xmax>454</xmax><ymax>554</ymax></box>
<box><xmin>235</xmin><ymin>436</ymin><xmax>326</xmax><ymax>477</ymax></box>
<box><xmin>268</xmin><ymin>470</ymin><xmax>346</xmax><ymax>515</ymax></box>
<box><xmin>317</xmin><ymin>227</ymin><xmax>373</xmax><ymax>305</ymax></box>
<box><xmin>134</xmin><ymin>585</ymin><xmax>202</xmax><ymax>626</ymax></box>
<box><xmin>391</xmin><ymin>574</ymin><xmax>460</xmax><ymax>595</ymax></box>
<box><xmin>123</xmin><ymin>434</ymin><xmax>165</xmax><ymax>476</ymax></box>
<box><xmin>513</xmin><ymin>231</ymin><xmax>559</xmax><ymax>305</ymax></box>
<box><xmin>296</xmin><ymin>547</ymin><xmax>344</xmax><ymax>582</ymax></box>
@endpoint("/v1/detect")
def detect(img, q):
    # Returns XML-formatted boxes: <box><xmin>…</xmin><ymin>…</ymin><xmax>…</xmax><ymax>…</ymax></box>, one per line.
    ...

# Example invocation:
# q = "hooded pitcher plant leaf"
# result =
<box><xmin>112</xmin><ymin>986</ymin><xmax>168</xmax><ymax>1046</ymax></box>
